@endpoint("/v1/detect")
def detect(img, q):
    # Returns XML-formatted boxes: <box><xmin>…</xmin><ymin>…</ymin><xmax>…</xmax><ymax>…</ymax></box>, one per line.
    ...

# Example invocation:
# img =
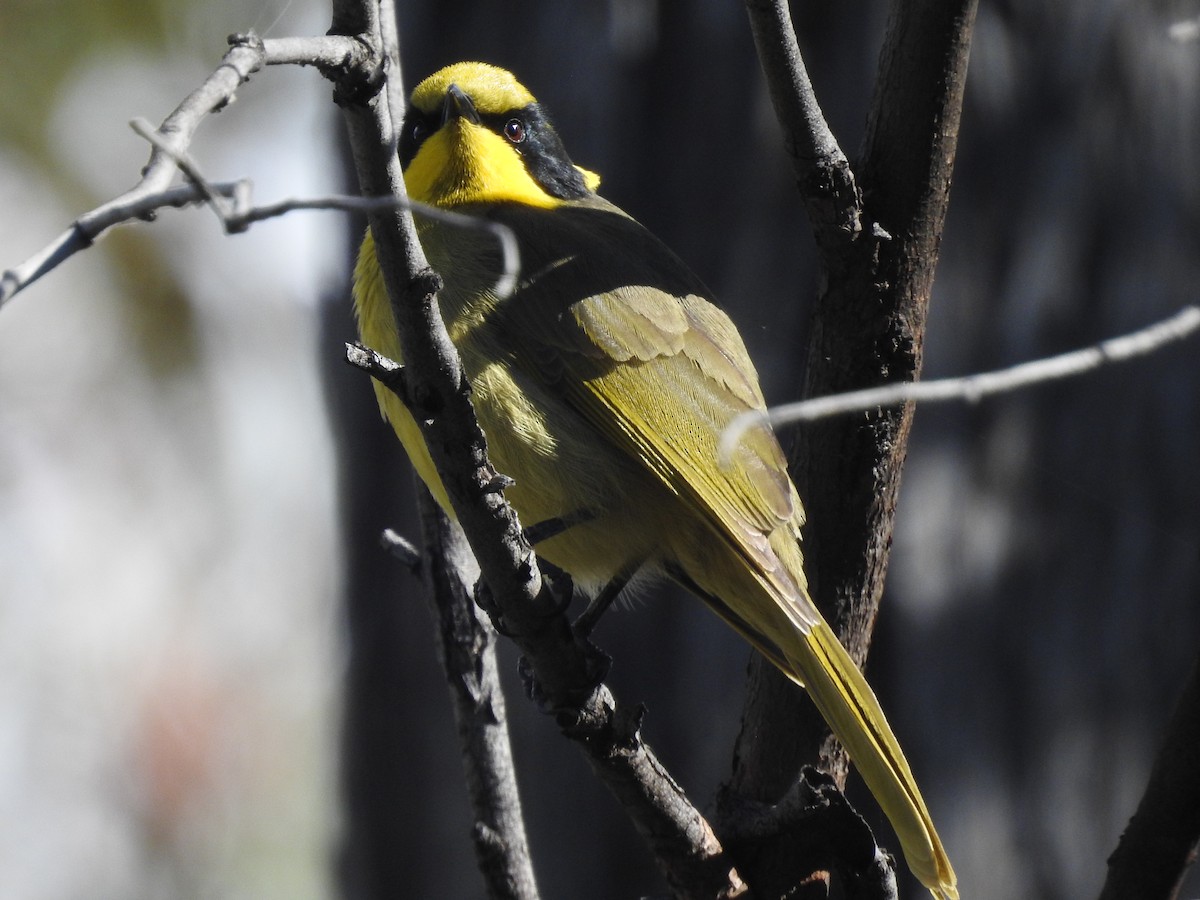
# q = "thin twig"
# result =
<box><xmin>0</xmin><ymin>37</ymin><xmax>264</xmax><ymax>308</ymax></box>
<box><xmin>334</xmin><ymin>8</ymin><xmax>747</xmax><ymax>893</ymax></box>
<box><xmin>1099</xmin><ymin>652</ymin><xmax>1200</xmax><ymax>899</ymax></box>
<box><xmin>2</xmin><ymin>99</ymin><xmax>518</xmax><ymax>310</ymax></box>
<box><xmin>0</xmin><ymin>180</ymin><xmax>244</xmax><ymax>307</ymax></box>
<box><xmin>416</xmin><ymin>494</ymin><xmax>542</xmax><ymax>900</ymax></box>
<box><xmin>743</xmin><ymin>0</ymin><xmax>862</xmax><ymax>243</ymax></box>
<box><xmin>0</xmin><ymin>32</ymin><xmax>368</xmax><ymax>310</ymax></box>
<box><xmin>129</xmin><ymin>117</ymin><xmax>235</xmax><ymax>226</ymax></box>
<box><xmin>132</xmin><ymin>111</ymin><xmax>521</xmax><ymax>294</ymax></box>
<box><xmin>720</xmin><ymin>304</ymin><xmax>1200</xmax><ymax>463</ymax></box>
<box><xmin>380</xmin><ymin>528</ymin><xmax>422</xmax><ymax>573</ymax></box>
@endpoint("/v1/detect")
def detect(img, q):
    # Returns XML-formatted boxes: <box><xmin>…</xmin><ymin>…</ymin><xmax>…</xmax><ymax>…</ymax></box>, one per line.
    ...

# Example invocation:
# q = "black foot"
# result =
<box><xmin>522</xmin><ymin>508</ymin><xmax>596</xmax><ymax>546</ymax></box>
<box><xmin>571</xmin><ymin>563</ymin><xmax>642</xmax><ymax>637</ymax></box>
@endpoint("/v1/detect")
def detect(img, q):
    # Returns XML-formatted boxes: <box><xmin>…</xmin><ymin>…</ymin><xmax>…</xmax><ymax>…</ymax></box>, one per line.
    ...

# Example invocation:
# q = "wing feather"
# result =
<box><xmin>491</xmin><ymin>201</ymin><xmax>797</xmax><ymax>576</ymax></box>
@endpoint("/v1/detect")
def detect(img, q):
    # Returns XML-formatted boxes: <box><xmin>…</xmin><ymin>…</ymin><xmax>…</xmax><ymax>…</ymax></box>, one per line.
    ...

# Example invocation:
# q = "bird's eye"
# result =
<box><xmin>503</xmin><ymin>118</ymin><xmax>527</xmax><ymax>144</ymax></box>
<box><xmin>411</xmin><ymin>121</ymin><xmax>428</xmax><ymax>143</ymax></box>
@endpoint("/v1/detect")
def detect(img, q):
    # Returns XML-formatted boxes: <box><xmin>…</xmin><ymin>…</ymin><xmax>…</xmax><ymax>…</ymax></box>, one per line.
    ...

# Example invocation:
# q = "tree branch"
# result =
<box><xmin>0</xmin><ymin>31</ymin><xmax>370</xmax><ymax>309</ymax></box>
<box><xmin>329</xmin><ymin>7</ymin><xmax>552</xmax><ymax>898</ymax></box>
<box><xmin>1</xmin><ymin>57</ymin><xmax>517</xmax><ymax>310</ymax></box>
<box><xmin>342</xmin><ymin>340</ymin><xmax>745</xmax><ymax>898</ymax></box>
<box><xmin>794</xmin><ymin>0</ymin><xmax>978</xmax><ymax>812</ymax></box>
<box><xmin>1099</xmin><ymin>653</ymin><xmax>1200</xmax><ymax>900</ymax></box>
<box><xmin>332</xmin><ymin>4</ymin><xmax>744</xmax><ymax>896</ymax></box>
<box><xmin>742</xmin><ymin>0</ymin><xmax>862</xmax><ymax>249</ymax></box>
<box><xmin>0</xmin><ymin>7</ymin><xmax>746</xmax><ymax>890</ymax></box>
<box><xmin>415</xmin><ymin>491</ymin><xmax>541</xmax><ymax>900</ymax></box>
<box><xmin>719</xmin><ymin>768</ymin><xmax>899</xmax><ymax>900</ymax></box>
<box><xmin>730</xmin><ymin>0</ymin><xmax>978</xmax><ymax>894</ymax></box>
<box><xmin>720</xmin><ymin>305</ymin><xmax>1200</xmax><ymax>457</ymax></box>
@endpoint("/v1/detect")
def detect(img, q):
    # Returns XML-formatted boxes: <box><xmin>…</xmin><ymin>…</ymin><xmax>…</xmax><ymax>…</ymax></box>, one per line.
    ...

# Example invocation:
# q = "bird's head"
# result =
<box><xmin>400</xmin><ymin>61</ymin><xmax>601</xmax><ymax>209</ymax></box>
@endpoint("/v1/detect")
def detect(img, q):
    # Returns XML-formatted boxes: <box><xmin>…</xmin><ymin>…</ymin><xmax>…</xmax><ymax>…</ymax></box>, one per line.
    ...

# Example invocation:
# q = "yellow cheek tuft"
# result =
<box><xmin>405</xmin><ymin>121</ymin><xmax>560</xmax><ymax>209</ymax></box>
<box><xmin>576</xmin><ymin>166</ymin><xmax>602</xmax><ymax>192</ymax></box>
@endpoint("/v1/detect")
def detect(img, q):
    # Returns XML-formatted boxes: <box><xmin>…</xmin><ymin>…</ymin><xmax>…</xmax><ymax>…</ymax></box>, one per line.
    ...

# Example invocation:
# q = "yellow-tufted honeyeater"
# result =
<box><xmin>353</xmin><ymin>61</ymin><xmax>957</xmax><ymax>899</ymax></box>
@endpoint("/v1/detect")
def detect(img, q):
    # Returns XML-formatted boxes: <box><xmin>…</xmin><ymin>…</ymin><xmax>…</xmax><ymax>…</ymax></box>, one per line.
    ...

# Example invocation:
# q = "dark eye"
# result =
<box><xmin>411</xmin><ymin>120</ymin><xmax>428</xmax><ymax>143</ymax></box>
<box><xmin>503</xmin><ymin>118</ymin><xmax>526</xmax><ymax>143</ymax></box>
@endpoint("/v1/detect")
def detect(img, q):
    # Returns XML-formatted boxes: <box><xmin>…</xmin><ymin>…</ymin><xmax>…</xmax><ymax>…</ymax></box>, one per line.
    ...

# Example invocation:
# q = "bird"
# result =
<box><xmin>353</xmin><ymin>60</ymin><xmax>957</xmax><ymax>899</ymax></box>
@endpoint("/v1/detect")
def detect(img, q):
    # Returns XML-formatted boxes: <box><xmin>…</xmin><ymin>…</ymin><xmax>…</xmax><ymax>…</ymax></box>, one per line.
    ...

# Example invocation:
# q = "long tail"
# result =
<box><xmin>786</xmin><ymin>622</ymin><xmax>958</xmax><ymax>900</ymax></box>
<box><xmin>670</xmin><ymin>556</ymin><xmax>958</xmax><ymax>897</ymax></box>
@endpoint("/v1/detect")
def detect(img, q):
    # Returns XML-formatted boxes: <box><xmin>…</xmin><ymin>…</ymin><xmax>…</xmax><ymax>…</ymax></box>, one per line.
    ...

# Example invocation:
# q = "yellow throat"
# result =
<box><xmin>402</xmin><ymin>61</ymin><xmax>598</xmax><ymax>208</ymax></box>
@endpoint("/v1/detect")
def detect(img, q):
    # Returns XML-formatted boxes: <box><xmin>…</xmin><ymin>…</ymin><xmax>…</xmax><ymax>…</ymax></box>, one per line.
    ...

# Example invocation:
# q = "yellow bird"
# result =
<box><xmin>354</xmin><ymin>61</ymin><xmax>957</xmax><ymax>899</ymax></box>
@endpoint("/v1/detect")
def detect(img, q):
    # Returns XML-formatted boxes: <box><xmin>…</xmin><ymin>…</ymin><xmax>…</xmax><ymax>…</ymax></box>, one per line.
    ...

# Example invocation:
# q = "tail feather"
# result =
<box><xmin>788</xmin><ymin>623</ymin><xmax>958</xmax><ymax>900</ymax></box>
<box><xmin>664</xmin><ymin>528</ymin><xmax>957</xmax><ymax>895</ymax></box>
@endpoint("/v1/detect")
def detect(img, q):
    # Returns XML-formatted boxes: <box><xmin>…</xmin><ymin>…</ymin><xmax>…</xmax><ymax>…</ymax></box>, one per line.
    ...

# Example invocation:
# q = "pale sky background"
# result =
<box><xmin>1</xmin><ymin>2</ymin><xmax>344</xmax><ymax>896</ymax></box>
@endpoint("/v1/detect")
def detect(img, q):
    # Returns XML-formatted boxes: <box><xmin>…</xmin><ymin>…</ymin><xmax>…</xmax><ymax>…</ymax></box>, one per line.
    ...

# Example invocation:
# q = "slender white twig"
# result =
<box><xmin>381</xmin><ymin>527</ymin><xmax>422</xmax><ymax>571</ymax></box>
<box><xmin>263</xmin><ymin>33</ymin><xmax>372</xmax><ymax>68</ymax></box>
<box><xmin>0</xmin><ymin>36</ymin><xmax>267</xmax><ymax>308</ymax></box>
<box><xmin>133</xmin><ymin>114</ymin><xmax>520</xmax><ymax>298</ymax></box>
<box><xmin>719</xmin><ymin>305</ymin><xmax>1200</xmax><ymax>464</ymax></box>
<box><xmin>129</xmin><ymin>117</ymin><xmax>236</xmax><ymax>227</ymax></box>
<box><xmin>0</xmin><ymin>31</ymin><xmax>518</xmax><ymax>309</ymax></box>
<box><xmin>0</xmin><ymin>180</ymin><xmax>245</xmax><ymax>307</ymax></box>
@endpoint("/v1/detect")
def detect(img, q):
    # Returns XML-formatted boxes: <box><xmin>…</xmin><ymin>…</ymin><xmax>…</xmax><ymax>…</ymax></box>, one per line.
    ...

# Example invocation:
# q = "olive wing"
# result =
<box><xmin>495</xmin><ymin>201</ymin><xmax>802</xmax><ymax>578</ymax></box>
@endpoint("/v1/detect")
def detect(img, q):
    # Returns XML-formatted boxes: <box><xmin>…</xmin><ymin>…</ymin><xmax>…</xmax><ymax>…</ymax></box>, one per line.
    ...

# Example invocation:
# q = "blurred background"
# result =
<box><xmin>1</xmin><ymin>1</ymin><xmax>1197</xmax><ymax>898</ymax></box>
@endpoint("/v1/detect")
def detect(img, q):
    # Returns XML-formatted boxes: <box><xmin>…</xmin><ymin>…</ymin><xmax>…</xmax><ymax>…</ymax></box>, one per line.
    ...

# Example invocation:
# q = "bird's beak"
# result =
<box><xmin>442</xmin><ymin>84</ymin><xmax>481</xmax><ymax>126</ymax></box>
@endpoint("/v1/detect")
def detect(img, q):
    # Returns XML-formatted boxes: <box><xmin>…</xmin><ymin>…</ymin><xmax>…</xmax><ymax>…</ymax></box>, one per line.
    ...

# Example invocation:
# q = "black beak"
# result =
<box><xmin>441</xmin><ymin>84</ymin><xmax>481</xmax><ymax>126</ymax></box>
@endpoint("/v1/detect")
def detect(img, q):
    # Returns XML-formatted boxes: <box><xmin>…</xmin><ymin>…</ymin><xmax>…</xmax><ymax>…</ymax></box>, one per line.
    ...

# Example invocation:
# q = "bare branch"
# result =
<box><xmin>721</xmin><ymin>304</ymin><xmax>1200</xmax><ymax>461</ymax></box>
<box><xmin>0</xmin><ymin>32</ymin><xmax>362</xmax><ymax>309</ymax></box>
<box><xmin>343</xmin><ymin>333</ymin><xmax>748</xmax><ymax>892</ymax></box>
<box><xmin>335</xmin><ymin>20</ymin><xmax>746</xmax><ymax>885</ymax></box>
<box><xmin>0</xmin><ymin>35</ymin><xmax>262</xmax><ymax>307</ymax></box>
<box><xmin>0</xmin><ymin>174</ymin><xmax>519</xmax><ymax>310</ymax></box>
<box><xmin>1100</xmin><ymin>652</ymin><xmax>1200</xmax><ymax>899</ymax></box>
<box><xmin>729</xmin><ymin>3</ymin><xmax>976</xmax><ymax>897</ymax></box>
<box><xmin>262</xmin><ymin>34</ymin><xmax>373</xmax><ymax>70</ymax></box>
<box><xmin>1</xmin><ymin>59</ymin><xmax>517</xmax><ymax>311</ymax></box>
<box><xmin>743</xmin><ymin>0</ymin><xmax>862</xmax><ymax>247</ymax></box>
<box><xmin>0</xmin><ymin>180</ymin><xmax>243</xmax><ymax>307</ymax></box>
<box><xmin>416</xmin><ymin>495</ymin><xmax>542</xmax><ymax>900</ymax></box>
<box><xmin>380</xmin><ymin>528</ymin><xmax>422</xmax><ymax>573</ymax></box>
<box><xmin>128</xmin><ymin>117</ymin><xmax>236</xmax><ymax>228</ymax></box>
